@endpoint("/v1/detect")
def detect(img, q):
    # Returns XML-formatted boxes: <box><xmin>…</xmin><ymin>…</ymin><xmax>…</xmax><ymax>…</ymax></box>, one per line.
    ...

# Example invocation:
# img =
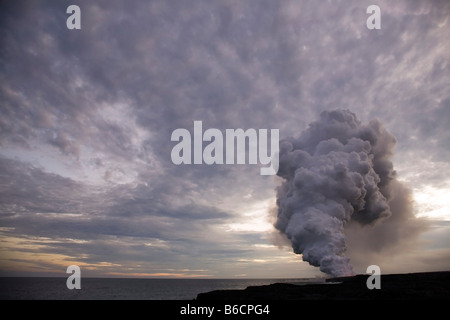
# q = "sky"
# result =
<box><xmin>0</xmin><ymin>0</ymin><xmax>449</xmax><ymax>278</ymax></box>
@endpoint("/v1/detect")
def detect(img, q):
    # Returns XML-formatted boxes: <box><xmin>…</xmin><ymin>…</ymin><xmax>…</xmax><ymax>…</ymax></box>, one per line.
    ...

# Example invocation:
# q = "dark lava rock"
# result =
<box><xmin>196</xmin><ymin>271</ymin><xmax>450</xmax><ymax>300</ymax></box>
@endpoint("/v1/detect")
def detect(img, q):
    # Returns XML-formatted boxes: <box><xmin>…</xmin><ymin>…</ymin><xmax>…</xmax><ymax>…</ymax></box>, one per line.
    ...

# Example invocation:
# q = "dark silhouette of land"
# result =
<box><xmin>197</xmin><ymin>271</ymin><xmax>450</xmax><ymax>300</ymax></box>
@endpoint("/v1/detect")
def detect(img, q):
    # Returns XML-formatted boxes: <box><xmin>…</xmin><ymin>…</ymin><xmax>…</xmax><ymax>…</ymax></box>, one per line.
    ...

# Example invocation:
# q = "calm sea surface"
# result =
<box><xmin>0</xmin><ymin>277</ymin><xmax>324</xmax><ymax>300</ymax></box>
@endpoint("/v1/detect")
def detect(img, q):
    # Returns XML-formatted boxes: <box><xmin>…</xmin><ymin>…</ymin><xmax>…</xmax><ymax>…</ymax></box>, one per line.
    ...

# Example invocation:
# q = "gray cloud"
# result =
<box><xmin>0</xmin><ymin>0</ymin><xmax>449</xmax><ymax>277</ymax></box>
<box><xmin>274</xmin><ymin>109</ymin><xmax>427</xmax><ymax>276</ymax></box>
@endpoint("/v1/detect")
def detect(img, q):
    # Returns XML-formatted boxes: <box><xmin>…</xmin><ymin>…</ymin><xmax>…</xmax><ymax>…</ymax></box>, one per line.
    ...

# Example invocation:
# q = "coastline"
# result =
<box><xmin>196</xmin><ymin>271</ymin><xmax>450</xmax><ymax>300</ymax></box>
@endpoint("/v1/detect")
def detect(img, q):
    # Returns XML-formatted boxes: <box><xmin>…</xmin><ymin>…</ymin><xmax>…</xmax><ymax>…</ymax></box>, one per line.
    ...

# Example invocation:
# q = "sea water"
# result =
<box><xmin>0</xmin><ymin>277</ymin><xmax>324</xmax><ymax>300</ymax></box>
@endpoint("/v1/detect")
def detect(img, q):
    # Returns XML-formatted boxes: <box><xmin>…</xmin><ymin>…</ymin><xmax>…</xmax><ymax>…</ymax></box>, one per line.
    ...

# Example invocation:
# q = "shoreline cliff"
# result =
<box><xmin>197</xmin><ymin>271</ymin><xmax>450</xmax><ymax>300</ymax></box>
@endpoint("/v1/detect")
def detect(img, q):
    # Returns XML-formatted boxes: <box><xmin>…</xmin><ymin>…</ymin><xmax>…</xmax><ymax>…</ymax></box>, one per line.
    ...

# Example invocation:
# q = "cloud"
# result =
<box><xmin>273</xmin><ymin>109</ymin><xmax>428</xmax><ymax>276</ymax></box>
<box><xmin>345</xmin><ymin>179</ymin><xmax>428</xmax><ymax>273</ymax></box>
<box><xmin>0</xmin><ymin>0</ymin><xmax>449</xmax><ymax>277</ymax></box>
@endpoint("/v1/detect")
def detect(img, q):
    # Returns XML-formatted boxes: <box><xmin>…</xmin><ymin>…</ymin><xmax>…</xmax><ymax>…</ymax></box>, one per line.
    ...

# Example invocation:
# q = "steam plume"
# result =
<box><xmin>275</xmin><ymin>109</ymin><xmax>399</xmax><ymax>277</ymax></box>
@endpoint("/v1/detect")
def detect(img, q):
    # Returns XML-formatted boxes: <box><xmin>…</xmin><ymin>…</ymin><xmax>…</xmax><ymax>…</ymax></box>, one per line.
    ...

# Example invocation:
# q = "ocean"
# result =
<box><xmin>0</xmin><ymin>277</ymin><xmax>324</xmax><ymax>300</ymax></box>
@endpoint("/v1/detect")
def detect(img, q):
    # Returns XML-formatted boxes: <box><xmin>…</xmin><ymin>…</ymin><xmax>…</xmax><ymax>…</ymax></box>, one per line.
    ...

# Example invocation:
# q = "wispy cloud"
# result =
<box><xmin>0</xmin><ymin>0</ymin><xmax>449</xmax><ymax>277</ymax></box>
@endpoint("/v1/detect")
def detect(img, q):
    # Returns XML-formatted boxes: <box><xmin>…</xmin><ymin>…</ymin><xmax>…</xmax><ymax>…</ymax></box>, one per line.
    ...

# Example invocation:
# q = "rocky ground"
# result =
<box><xmin>197</xmin><ymin>271</ymin><xmax>450</xmax><ymax>300</ymax></box>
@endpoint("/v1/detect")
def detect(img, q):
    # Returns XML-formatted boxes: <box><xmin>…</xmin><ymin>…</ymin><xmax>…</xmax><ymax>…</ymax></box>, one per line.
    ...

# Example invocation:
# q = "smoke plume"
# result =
<box><xmin>275</xmin><ymin>109</ymin><xmax>406</xmax><ymax>277</ymax></box>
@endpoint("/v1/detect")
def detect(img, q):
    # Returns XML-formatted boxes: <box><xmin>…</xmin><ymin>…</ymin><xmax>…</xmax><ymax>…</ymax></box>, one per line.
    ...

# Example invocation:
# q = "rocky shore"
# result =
<box><xmin>197</xmin><ymin>271</ymin><xmax>450</xmax><ymax>300</ymax></box>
